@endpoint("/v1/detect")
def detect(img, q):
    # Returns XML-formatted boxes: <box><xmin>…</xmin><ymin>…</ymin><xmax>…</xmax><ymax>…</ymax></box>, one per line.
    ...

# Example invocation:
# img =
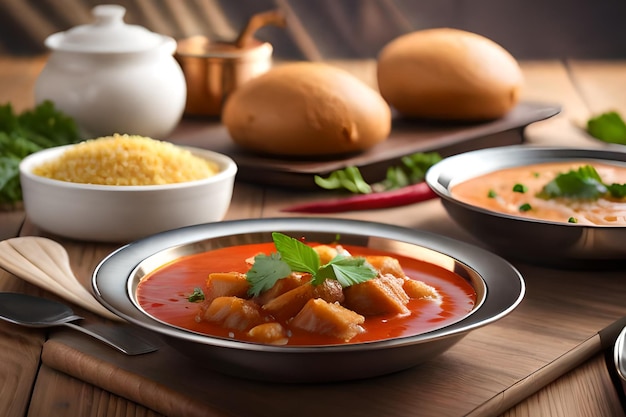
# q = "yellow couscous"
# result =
<box><xmin>32</xmin><ymin>134</ymin><xmax>220</xmax><ymax>185</ymax></box>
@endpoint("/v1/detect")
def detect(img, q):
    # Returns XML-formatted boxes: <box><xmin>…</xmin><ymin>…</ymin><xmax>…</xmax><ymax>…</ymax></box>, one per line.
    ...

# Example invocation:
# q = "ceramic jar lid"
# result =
<box><xmin>44</xmin><ymin>4</ymin><xmax>167</xmax><ymax>53</ymax></box>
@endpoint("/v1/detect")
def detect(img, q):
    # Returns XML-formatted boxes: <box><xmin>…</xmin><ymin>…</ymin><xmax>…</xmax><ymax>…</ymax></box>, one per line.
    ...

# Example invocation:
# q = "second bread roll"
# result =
<box><xmin>222</xmin><ymin>62</ymin><xmax>391</xmax><ymax>157</ymax></box>
<box><xmin>377</xmin><ymin>28</ymin><xmax>523</xmax><ymax>121</ymax></box>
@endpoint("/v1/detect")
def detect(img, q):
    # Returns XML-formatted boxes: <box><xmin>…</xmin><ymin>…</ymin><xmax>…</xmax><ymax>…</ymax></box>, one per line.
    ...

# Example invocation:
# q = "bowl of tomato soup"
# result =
<box><xmin>93</xmin><ymin>218</ymin><xmax>524</xmax><ymax>382</ymax></box>
<box><xmin>426</xmin><ymin>145</ymin><xmax>626</xmax><ymax>267</ymax></box>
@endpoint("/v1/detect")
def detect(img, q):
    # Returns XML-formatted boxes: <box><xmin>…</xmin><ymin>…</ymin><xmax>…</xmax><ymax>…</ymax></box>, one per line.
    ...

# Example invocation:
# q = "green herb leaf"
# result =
<box><xmin>587</xmin><ymin>111</ymin><xmax>626</xmax><ymax>144</ymax></box>
<box><xmin>538</xmin><ymin>165</ymin><xmax>607</xmax><ymax>200</ymax></box>
<box><xmin>377</xmin><ymin>165</ymin><xmax>410</xmax><ymax>191</ymax></box>
<box><xmin>512</xmin><ymin>183</ymin><xmax>528</xmax><ymax>193</ymax></box>
<box><xmin>519</xmin><ymin>203</ymin><xmax>532</xmax><ymax>212</ymax></box>
<box><xmin>314</xmin><ymin>152</ymin><xmax>442</xmax><ymax>194</ymax></box>
<box><xmin>487</xmin><ymin>189</ymin><xmax>497</xmax><ymax>198</ymax></box>
<box><xmin>374</xmin><ymin>152</ymin><xmax>443</xmax><ymax>192</ymax></box>
<box><xmin>568</xmin><ymin>217</ymin><xmax>578</xmax><ymax>223</ymax></box>
<box><xmin>0</xmin><ymin>157</ymin><xmax>21</xmax><ymax>204</ymax></box>
<box><xmin>0</xmin><ymin>100</ymin><xmax>82</xmax><ymax>204</ymax></box>
<box><xmin>315</xmin><ymin>255</ymin><xmax>377</xmax><ymax>287</ymax></box>
<box><xmin>607</xmin><ymin>183</ymin><xmax>626</xmax><ymax>198</ymax></box>
<box><xmin>314</xmin><ymin>166</ymin><xmax>372</xmax><ymax>194</ymax></box>
<box><xmin>187</xmin><ymin>287</ymin><xmax>205</xmax><ymax>302</ymax></box>
<box><xmin>402</xmin><ymin>152</ymin><xmax>443</xmax><ymax>184</ymax></box>
<box><xmin>246</xmin><ymin>252</ymin><xmax>292</xmax><ymax>297</ymax></box>
<box><xmin>271</xmin><ymin>232</ymin><xmax>319</xmax><ymax>274</ymax></box>
<box><xmin>246</xmin><ymin>233</ymin><xmax>378</xmax><ymax>296</ymax></box>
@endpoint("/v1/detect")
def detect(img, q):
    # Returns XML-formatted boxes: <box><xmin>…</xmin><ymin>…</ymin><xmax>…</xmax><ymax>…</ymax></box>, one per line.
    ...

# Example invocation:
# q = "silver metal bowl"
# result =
<box><xmin>92</xmin><ymin>217</ymin><xmax>524</xmax><ymax>383</ymax></box>
<box><xmin>614</xmin><ymin>324</ymin><xmax>626</xmax><ymax>396</ymax></box>
<box><xmin>426</xmin><ymin>145</ymin><xmax>626</xmax><ymax>268</ymax></box>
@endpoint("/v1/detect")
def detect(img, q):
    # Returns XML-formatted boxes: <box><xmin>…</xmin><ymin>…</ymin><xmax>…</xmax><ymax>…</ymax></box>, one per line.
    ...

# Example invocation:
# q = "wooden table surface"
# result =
<box><xmin>1</xmin><ymin>55</ymin><xmax>626</xmax><ymax>417</ymax></box>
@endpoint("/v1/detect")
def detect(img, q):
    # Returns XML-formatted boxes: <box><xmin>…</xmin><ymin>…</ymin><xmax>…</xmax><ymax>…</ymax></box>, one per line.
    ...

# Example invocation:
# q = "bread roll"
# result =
<box><xmin>222</xmin><ymin>62</ymin><xmax>391</xmax><ymax>156</ymax></box>
<box><xmin>377</xmin><ymin>28</ymin><xmax>523</xmax><ymax>121</ymax></box>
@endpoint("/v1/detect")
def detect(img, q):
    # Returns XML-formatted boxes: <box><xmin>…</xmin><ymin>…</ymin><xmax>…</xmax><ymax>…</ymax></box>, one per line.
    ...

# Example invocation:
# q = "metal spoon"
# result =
<box><xmin>0</xmin><ymin>292</ymin><xmax>160</xmax><ymax>355</ymax></box>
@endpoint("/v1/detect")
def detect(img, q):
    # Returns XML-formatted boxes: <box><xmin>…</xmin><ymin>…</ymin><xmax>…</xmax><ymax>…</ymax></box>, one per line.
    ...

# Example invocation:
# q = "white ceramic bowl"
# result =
<box><xmin>19</xmin><ymin>144</ymin><xmax>237</xmax><ymax>242</ymax></box>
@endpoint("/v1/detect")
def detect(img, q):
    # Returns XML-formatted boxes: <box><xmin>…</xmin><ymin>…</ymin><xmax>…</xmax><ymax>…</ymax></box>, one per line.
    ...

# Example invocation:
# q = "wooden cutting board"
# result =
<box><xmin>171</xmin><ymin>101</ymin><xmax>560</xmax><ymax>188</ymax></box>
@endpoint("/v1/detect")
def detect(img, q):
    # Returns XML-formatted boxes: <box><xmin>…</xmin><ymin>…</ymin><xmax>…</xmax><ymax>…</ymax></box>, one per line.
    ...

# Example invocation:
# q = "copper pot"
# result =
<box><xmin>175</xmin><ymin>35</ymin><xmax>273</xmax><ymax>117</ymax></box>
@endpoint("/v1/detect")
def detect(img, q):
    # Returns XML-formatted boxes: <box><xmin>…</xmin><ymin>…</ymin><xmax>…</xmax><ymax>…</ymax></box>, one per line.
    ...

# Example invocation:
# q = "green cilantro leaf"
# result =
<box><xmin>607</xmin><ymin>183</ymin><xmax>626</xmax><ymax>198</ymax></box>
<box><xmin>187</xmin><ymin>287</ymin><xmax>205</xmax><ymax>302</ymax></box>
<box><xmin>401</xmin><ymin>152</ymin><xmax>443</xmax><ymax>184</ymax></box>
<box><xmin>0</xmin><ymin>157</ymin><xmax>21</xmax><ymax>204</ymax></box>
<box><xmin>0</xmin><ymin>100</ymin><xmax>82</xmax><ymax>204</ymax></box>
<box><xmin>587</xmin><ymin>111</ymin><xmax>626</xmax><ymax>145</ymax></box>
<box><xmin>271</xmin><ymin>232</ymin><xmax>320</xmax><ymax>274</ymax></box>
<box><xmin>314</xmin><ymin>152</ymin><xmax>442</xmax><ymax>194</ymax></box>
<box><xmin>246</xmin><ymin>233</ymin><xmax>378</xmax><ymax>297</ymax></box>
<box><xmin>246</xmin><ymin>252</ymin><xmax>292</xmax><ymax>297</ymax></box>
<box><xmin>538</xmin><ymin>165</ymin><xmax>608</xmax><ymax>200</ymax></box>
<box><xmin>314</xmin><ymin>166</ymin><xmax>372</xmax><ymax>194</ymax></box>
<box><xmin>378</xmin><ymin>165</ymin><xmax>410</xmax><ymax>190</ymax></box>
<box><xmin>315</xmin><ymin>255</ymin><xmax>377</xmax><ymax>287</ymax></box>
<box><xmin>374</xmin><ymin>152</ymin><xmax>443</xmax><ymax>192</ymax></box>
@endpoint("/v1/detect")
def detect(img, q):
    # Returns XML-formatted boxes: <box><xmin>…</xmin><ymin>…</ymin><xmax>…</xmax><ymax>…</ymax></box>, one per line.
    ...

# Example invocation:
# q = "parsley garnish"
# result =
<box><xmin>487</xmin><ymin>189</ymin><xmax>497</xmax><ymax>198</ymax></box>
<box><xmin>512</xmin><ymin>183</ymin><xmax>528</xmax><ymax>193</ymax></box>
<box><xmin>568</xmin><ymin>217</ymin><xmax>578</xmax><ymax>223</ymax></box>
<box><xmin>519</xmin><ymin>203</ymin><xmax>532</xmax><ymax>212</ymax></box>
<box><xmin>187</xmin><ymin>287</ymin><xmax>205</xmax><ymax>302</ymax></box>
<box><xmin>245</xmin><ymin>232</ymin><xmax>377</xmax><ymax>297</ymax></box>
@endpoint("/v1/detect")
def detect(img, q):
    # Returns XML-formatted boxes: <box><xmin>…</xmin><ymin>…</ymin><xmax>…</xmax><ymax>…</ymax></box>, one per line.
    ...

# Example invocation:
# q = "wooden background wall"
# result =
<box><xmin>1</xmin><ymin>0</ymin><xmax>625</xmax><ymax>60</ymax></box>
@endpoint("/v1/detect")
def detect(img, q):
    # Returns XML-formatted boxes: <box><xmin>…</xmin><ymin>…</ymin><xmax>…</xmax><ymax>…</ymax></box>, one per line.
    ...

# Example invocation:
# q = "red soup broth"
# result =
<box><xmin>136</xmin><ymin>242</ymin><xmax>477</xmax><ymax>346</ymax></box>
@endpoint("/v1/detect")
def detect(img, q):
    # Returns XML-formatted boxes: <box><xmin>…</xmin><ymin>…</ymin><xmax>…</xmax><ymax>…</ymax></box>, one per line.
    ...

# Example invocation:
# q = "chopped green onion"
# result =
<box><xmin>487</xmin><ymin>189</ymin><xmax>497</xmax><ymax>198</ymax></box>
<box><xmin>512</xmin><ymin>183</ymin><xmax>528</xmax><ymax>193</ymax></box>
<box><xmin>568</xmin><ymin>217</ymin><xmax>578</xmax><ymax>223</ymax></box>
<box><xmin>519</xmin><ymin>203</ymin><xmax>532</xmax><ymax>212</ymax></box>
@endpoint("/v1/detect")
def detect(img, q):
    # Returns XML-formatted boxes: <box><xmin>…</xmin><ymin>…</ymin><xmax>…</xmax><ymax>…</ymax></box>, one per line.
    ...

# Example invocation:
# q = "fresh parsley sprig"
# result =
<box><xmin>245</xmin><ymin>232</ymin><xmax>377</xmax><ymax>297</ymax></box>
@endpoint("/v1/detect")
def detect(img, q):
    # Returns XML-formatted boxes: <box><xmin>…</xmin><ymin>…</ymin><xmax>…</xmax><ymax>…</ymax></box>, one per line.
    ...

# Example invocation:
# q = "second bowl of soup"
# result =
<box><xmin>426</xmin><ymin>145</ymin><xmax>626</xmax><ymax>267</ymax></box>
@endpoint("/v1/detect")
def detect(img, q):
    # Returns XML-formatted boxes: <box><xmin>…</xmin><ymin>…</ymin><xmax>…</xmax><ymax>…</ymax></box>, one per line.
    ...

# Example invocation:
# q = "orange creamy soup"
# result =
<box><xmin>451</xmin><ymin>161</ymin><xmax>626</xmax><ymax>225</ymax></box>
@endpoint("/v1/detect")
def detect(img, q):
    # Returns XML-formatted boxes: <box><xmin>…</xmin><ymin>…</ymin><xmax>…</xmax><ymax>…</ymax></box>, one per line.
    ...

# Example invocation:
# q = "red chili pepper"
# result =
<box><xmin>282</xmin><ymin>182</ymin><xmax>438</xmax><ymax>213</ymax></box>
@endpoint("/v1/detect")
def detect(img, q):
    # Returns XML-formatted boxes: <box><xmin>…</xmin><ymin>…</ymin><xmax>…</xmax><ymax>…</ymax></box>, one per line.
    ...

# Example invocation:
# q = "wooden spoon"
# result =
<box><xmin>0</xmin><ymin>237</ymin><xmax>122</xmax><ymax>321</ymax></box>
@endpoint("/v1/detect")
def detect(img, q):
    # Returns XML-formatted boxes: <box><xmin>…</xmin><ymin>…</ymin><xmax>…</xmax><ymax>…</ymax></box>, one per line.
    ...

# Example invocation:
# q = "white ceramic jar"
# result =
<box><xmin>35</xmin><ymin>4</ymin><xmax>186</xmax><ymax>139</ymax></box>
